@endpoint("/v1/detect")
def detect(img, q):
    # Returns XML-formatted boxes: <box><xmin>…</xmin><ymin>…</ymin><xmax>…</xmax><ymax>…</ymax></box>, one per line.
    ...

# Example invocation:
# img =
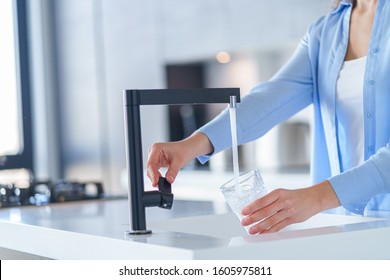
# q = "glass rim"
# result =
<box><xmin>219</xmin><ymin>169</ymin><xmax>262</xmax><ymax>191</ymax></box>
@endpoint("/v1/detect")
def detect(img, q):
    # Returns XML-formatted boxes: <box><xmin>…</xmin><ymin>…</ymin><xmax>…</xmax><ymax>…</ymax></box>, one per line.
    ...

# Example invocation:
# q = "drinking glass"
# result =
<box><xmin>220</xmin><ymin>169</ymin><xmax>267</xmax><ymax>235</ymax></box>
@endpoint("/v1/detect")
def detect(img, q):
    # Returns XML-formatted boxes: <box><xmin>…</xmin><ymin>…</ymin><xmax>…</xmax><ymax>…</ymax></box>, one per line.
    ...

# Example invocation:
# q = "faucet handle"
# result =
<box><xmin>158</xmin><ymin>177</ymin><xmax>171</xmax><ymax>194</ymax></box>
<box><xmin>158</xmin><ymin>177</ymin><xmax>173</xmax><ymax>209</ymax></box>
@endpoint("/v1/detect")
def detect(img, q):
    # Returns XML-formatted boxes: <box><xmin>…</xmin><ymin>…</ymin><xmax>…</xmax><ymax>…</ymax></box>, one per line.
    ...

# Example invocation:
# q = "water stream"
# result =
<box><xmin>229</xmin><ymin>106</ymin><xmax>240</xmax><ymax>188</ymax></box>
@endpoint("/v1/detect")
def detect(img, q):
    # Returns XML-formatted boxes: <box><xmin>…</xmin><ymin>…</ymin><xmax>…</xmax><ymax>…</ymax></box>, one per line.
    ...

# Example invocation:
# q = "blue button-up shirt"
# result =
<box><xmin>197</xmin><ymin>0</ymin><xmax>390</xmax><ymax>214</ymax></box>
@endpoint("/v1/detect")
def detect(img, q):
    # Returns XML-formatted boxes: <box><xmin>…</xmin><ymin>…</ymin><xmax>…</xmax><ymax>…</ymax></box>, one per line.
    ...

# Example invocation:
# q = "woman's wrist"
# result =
<box><xmin>308</xmin><ymin>180</ymin><xmax>341</xmax><ymax>213</ymax></box>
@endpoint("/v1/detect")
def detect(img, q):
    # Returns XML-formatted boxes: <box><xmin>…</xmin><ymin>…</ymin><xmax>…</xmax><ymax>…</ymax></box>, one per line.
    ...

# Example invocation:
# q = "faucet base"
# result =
<box><xmin>125</xmin><ymin>229</ymin><xmax>152</xmax><ymax>236</ymax></box>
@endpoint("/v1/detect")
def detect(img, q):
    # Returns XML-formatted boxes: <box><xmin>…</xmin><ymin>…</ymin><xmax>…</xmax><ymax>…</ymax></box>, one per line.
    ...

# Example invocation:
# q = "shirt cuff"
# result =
<box><xmin>328</xmin><ymin>159</ymin><xmax>387</xmax><ymax>214</ymax></box>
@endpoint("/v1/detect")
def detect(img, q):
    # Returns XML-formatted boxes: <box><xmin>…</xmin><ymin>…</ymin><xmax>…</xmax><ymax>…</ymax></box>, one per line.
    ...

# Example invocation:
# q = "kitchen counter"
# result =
<box><xmin>1</xmin><ymin>193</ymin><xmax>390</xmax><ymax>260</ymax></box>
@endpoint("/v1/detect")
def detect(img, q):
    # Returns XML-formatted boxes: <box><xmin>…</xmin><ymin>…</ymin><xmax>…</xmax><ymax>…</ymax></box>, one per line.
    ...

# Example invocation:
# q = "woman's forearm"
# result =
<box><xmin>182</xmin><ymin>132</ymin><xmax>214</xmax><ymax>159</ymax></box>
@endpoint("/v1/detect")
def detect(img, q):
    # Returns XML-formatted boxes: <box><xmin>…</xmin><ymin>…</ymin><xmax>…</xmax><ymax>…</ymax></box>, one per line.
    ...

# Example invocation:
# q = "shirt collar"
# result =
<box><xmin>331</xmin><ymin>0</ymin><xmax>354</xmax><ymax>14</ymax></box>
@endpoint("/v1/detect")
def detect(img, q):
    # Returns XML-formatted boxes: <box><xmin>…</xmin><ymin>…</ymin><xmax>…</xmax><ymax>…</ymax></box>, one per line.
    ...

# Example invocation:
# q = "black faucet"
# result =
<box><xmin>123</xmin><ymin>88</ymin><xmax>240</xmax><ymax>235</ymax></box>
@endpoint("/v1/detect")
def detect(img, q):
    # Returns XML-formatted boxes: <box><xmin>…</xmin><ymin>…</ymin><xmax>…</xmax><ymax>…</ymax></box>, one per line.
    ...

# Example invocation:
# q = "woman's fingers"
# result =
<box><xmin>165</xmin><ymin>160</ymin><xmax>182</xmax><ymax>184</ymax></box>
<box><xmin>241</xmin><ymin>189</ymin><xmax>281</xmax><ymax>216</ymax></box>
<box><xmin>146</xmin><ymin>143</ymin><xmax>167</xmax><ymax>187</ymax></box>
<box><xmin>241</xmin><ymin>189</ymin><xmax>288</xmax><ymax>224</ymax></box>
<box><xmin>246</xmin><ymin>210</ymin><xmax>291</xmax><ymax>234</ymax></box>
<box><xmin>146</xmin><ymin>163</ymin><xmax>162</xmax><ymax>187</ymax></box>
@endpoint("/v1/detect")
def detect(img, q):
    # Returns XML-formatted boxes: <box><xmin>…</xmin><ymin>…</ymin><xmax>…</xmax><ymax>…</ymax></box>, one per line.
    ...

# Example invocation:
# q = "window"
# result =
<box><xmin>0</xmin><ymin>0</ymin><xmax>33</xmax><ymax>172</ymax></box>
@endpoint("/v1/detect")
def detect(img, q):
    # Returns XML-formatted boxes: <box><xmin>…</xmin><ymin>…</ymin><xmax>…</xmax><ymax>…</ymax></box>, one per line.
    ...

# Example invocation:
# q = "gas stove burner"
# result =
<box><xmin>0</xmin><ymin>180</ymin><xmax>104</xmax><ymax>208</ymax></box>
<box><xmin>0</xmin><ymin>183</ymin><xmax>30</xmax><ymax>208</ymax></box>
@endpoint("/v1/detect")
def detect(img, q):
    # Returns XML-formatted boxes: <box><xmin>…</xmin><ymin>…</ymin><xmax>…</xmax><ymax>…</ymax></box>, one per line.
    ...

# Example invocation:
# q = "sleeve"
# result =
<box><xmin>328</xmin><ymin>143</ymin><xmax>390</xmax><ymax>214</ymax></box>
<box><xmin>196</xmin><ymin>31</ymin><xmax>315</xmax><ymax>164</ymax></box>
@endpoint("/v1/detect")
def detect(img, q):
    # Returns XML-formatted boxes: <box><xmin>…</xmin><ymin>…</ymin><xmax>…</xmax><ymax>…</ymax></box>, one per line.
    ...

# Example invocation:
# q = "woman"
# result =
<box><xmin>146</xmin><ymin>0</ymin><xmax>390</xmax><ymax>234</ymax></box>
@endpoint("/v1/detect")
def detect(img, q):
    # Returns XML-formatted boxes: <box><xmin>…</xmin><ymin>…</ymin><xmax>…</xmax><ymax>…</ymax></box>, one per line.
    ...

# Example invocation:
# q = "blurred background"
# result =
<box><xmin>0</xmin><ymin>0</ymin><xmax>330</xmax><ymax>196</ymax></box>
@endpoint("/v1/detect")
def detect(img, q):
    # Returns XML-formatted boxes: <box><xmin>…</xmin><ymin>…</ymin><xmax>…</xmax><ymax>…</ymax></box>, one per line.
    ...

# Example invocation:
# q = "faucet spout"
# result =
<box><xmin>229</xmin><ymin>95</ymin><xmax>237</xmax><ymax>108</ymax></box>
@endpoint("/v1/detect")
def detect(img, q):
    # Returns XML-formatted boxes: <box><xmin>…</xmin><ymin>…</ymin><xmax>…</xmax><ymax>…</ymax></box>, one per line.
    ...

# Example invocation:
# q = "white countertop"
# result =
<box><xmin>0</xmin><ymin>195</ymin><xmax>390</xmax><ymax>260</ymax></box>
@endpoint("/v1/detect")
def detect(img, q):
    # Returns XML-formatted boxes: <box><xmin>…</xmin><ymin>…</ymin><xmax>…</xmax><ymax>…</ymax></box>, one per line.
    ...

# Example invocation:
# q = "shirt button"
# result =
<box><xmin>367</xmin><ymin>112</ymin><xmax>373</xmax><ymax>118</ymax></box>
<box><xmin>370</xmin><ymin>48</ymin><xmax>379</xmax><ymax>54</ymax></box>
<box><xmin>368</xmin><ymin>146</ymin><xmax>375</xmax><ymax>153</ymax></box>
<box><xmin>366</xmin><ymin>80</ymin><xmax>374</xmax><ymax>86</ymax></box>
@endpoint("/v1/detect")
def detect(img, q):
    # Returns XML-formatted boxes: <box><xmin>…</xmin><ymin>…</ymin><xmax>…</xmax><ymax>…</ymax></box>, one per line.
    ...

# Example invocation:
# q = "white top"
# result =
<box><xmin>336</xmin><ymin>56</ymin><xmax>366</xmax><ymax>172</ymax></box>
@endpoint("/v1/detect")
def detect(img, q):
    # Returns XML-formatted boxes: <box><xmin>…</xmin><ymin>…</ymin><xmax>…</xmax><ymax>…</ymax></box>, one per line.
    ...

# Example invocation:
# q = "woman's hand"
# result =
<box><xmin>146</xmin><ymin>133</ymin><xmax>213</xmax><ymax>187</ymax></box>
<box><xmin>146</xmin><ymin>141</ymin><xmax>191</xmax><ymax>187</ymax></box>
<box><xmin>241</xmin><ymin>180</ymin><xmax>341</xmax><ymax>234</ymax></box>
